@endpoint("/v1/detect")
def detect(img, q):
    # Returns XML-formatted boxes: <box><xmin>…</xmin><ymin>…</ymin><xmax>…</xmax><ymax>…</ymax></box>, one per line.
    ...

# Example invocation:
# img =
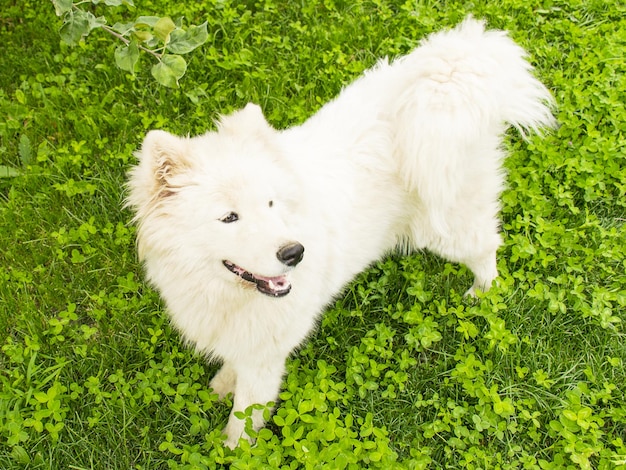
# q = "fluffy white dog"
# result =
<box><xmin>126</xmin><ymin>18</ymin><xmax>554</xmax><ymax>448</ymax></box>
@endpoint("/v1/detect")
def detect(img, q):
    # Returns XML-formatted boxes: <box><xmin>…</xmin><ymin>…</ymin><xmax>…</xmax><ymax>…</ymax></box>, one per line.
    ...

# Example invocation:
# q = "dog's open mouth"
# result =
<box><xmin>222</xmin><ymin>260</ymin><xmax>291</xmax><ymax>297</ymax></box>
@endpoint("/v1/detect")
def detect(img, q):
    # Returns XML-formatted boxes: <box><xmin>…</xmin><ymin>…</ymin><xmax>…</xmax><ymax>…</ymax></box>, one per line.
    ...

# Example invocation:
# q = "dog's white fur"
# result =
<box><xmin>126</xmin><ymin>18</ymin><xmax>554</xmax><ymax>448</ymax></box>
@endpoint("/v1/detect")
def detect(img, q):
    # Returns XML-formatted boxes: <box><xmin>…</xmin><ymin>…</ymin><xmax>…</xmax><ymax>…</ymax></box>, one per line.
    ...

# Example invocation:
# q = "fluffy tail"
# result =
<box><xmin>392</xmin><ymin>17</ymin><xmax>555</xmax><ymax>234</ymax></box>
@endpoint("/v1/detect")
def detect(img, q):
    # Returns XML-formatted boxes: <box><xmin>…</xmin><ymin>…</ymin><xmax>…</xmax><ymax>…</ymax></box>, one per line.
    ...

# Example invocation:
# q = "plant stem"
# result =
<box><xmin>68</xmin><ymin>3</ymin><xmax>164</xmax><ymax>60</ymax></box>
<box><xmin>100</xmin><ymin>24</ymin><xmax>163</xmax><ymax>60</ymax></box>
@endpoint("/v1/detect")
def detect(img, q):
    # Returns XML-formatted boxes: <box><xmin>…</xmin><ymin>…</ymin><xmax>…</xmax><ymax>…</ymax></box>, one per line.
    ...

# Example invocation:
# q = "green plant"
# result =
<box><xmin>1</xmin><ymin>0</ymin><xmax>625</xmax><ymax>467</ymax></box>
<box><xmin>51</xmin><ymin>0</ymin><xmax>208</xmax><ymax>87</ymax></box>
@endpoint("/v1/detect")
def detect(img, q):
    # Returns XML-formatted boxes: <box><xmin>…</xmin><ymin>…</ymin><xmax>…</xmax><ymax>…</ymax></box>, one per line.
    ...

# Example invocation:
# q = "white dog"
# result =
<box><xmin>126</xmin><ymin>18</ymin><xmax>554</xmax><ymax>448</ymax></box>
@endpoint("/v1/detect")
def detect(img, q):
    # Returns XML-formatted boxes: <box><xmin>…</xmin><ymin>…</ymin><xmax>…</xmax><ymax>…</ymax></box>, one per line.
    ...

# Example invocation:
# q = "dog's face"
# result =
<box><xmin>201</xmin><ymin>158</ymin><xmax>304</xmax><ymax>298</ymax></box>
<box><xmin>128</xmin><ymin>104</ymin><xmax>304</xmax><ymax>297</ymax></box>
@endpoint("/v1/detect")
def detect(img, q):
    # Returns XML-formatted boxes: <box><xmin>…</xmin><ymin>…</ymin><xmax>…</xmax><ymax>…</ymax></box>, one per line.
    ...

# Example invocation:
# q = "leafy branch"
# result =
<box><xmin>100</xmin><ymin>20</ymin><xmax>163</xmax><ymax>62</ymax></box>
<box><xmin>51</xmin><ymin>0</ymin><xmax>208</xmax><ymax>87</ymax></box>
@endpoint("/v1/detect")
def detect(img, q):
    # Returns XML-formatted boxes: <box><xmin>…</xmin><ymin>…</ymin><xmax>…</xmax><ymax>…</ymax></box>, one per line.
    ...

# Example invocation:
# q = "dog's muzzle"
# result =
<box><xmin>223</xmin><ymin>243</ymin><xmax>304</xmax><ymax>297</ymax></box>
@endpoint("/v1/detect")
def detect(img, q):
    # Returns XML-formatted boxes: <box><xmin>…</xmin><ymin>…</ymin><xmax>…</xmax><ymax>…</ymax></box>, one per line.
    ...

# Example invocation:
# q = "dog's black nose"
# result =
<box><xmin>277</xmin><ymin>242</ymin><xmax>305</xmax><ymax>267</ymax></box>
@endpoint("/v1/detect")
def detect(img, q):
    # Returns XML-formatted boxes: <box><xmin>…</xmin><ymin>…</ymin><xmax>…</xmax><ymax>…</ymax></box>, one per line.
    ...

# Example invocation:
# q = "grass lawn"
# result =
<box><xmin>1</xmin><ymin>0</ymin><xmax>625</xmax><ymax>468</ymax></box>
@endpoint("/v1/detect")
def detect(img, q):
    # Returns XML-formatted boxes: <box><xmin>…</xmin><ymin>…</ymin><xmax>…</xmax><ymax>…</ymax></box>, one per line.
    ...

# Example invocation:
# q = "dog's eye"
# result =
<box><xmin>220</xmin><ymin>212</ymin><xmax>239</xmax><ymax>223</ymax></box>
<box><xmin>268</xmin><ymin>200</ymin><xmax>273</xmax><ymax>208</ymax></box>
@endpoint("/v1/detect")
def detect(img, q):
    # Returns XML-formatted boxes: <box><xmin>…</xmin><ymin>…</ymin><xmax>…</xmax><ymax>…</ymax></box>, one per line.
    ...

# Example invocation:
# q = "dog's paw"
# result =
<box><xmin>464</xmin><ymin>285</ymin><xmax>481</xmax><ymax>298</ymax></box>
<box><xmin>223</xmin><ymin>433</ymin><xmax>241</xmax><ymax>450</ymax></box>
<box><xmin>223</xmin><ymin>433</ymin><xmax>255</xmax><ymax>450</ymax></box>
<box><xmin>222</xmin><ymin>416</ymin><xmax>254</xmax><ymax>449</ymax></box>
<box><xmin>210</xmin><ymin>366</ymin><xmax>236</xmax><ymax>400</ymax></box>
<box><xmin>465</xmin><ymin>277</ymin><xmax>499</xmax><ymax>298</ymax></box>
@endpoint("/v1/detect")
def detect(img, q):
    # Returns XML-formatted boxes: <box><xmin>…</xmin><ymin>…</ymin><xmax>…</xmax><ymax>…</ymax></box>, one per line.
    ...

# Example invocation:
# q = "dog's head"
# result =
<box><xmin>126</xmin><ymin>104</ymin><xmax>304</xmax><ymax>297</ymax></box>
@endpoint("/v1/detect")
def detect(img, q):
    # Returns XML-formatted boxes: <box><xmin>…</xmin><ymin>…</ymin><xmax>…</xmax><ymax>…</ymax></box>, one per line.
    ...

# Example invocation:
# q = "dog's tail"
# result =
<box><xmin>392</xmin><ymin>17</ymin><xmax>555</xmax><ymax>234</ymax></box>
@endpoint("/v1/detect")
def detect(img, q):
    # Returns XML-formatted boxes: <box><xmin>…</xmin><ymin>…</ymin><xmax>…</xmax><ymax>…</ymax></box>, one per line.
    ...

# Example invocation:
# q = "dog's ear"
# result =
<box><xmin>137</xmin><ymin>129</ymin><xmax>193</xmax><ymax>198</ymax></box>
<box><xmin>217</xmin><ymin>103</ymin><xmax>275</xmax><ymax>136</ymax></box>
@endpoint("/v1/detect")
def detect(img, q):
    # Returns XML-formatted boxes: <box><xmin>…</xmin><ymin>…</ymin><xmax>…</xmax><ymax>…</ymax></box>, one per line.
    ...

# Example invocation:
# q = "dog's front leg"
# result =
<box><xmin>222</xmin><ymin>360</ymin><xmax>285</xmax><ymax>449</ymax></box>
<box><xmin>210</xmin><ymin>363</ymin><xmax>237</xmax><ymax>399</ymax></box>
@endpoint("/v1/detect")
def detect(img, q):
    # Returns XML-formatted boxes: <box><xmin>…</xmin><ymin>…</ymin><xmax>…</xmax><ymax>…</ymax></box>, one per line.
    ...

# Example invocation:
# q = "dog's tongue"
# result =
<box><xmin>255</xmin><ymin>275</ymin><xmax>291</xmax><ymax>297</ymax></box>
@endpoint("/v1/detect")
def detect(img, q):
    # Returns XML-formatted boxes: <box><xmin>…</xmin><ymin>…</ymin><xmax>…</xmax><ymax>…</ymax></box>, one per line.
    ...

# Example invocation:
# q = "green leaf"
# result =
<box><xmin>132</xmin><ymin>30</ymin><xmax>153</xmax><ymax>43</ymax></box>
<box><xmin>112</xmin><ymin>21</ymin><xmax>135</xmax><ymax>35</ymax></box>
<box><xmin>10</xmin><ymin>446</ymin><xmax>30</xmax><ymax>465</ymax></box>
<box><xmin>114</xmin><ymin>41</ymin><xmax>139</xmax><ymax>74</ymax></box>
<box><xmin>185</xmin><ymin>85</ymin><xmax>208</xmax><ymax>104</ymax></box>
<box><xmin>87</xmin><ymin>13</ymin><xmax>107</xmax><ymax>30</ymax></box>
<box><xmin>32</xmin><ymin>420</ymin><xmax>44</xmax><ymax>433</ymax></box>
<box><xmin>168</xmin><ymin>22</ymin><xmax>208</xmax><ymax>54</ymax></box>
<box><xmin>34</xmin><ymin>391</ymin><xmax>49</xmax><ymax>403</ymax></box>
<box><xmin>59</xmin><ymin>9</ymin><xmax>91</xmax><ymax>45</ymax></box>
<box><xmin>45</xmin><ymin>422</ymin><xmax>65</xmax><ymax>440</ymax></box>
<box><xmin>151</xmin><ymin>55</ymin><xmax>187</xmax><ymax>88</ymax></box>
<box><xmin>15</xmin><ymin>88</ymin><xmax>26</xmax><ymax>104</ymax></box>
<box><xmin>153</xmin><ymin>17</ymin><xmax>176</xmax><ymax>42</ymax></box>
<box><xmin>18</xmin><ymin>135</ymin><xmax>32</xmax><ymax>166</ymax></box>
<box><xmin>52</xmin><ymin>0</ymin><xmax>73</xmax><ymax>16</ymax></box>
<box><xmin>59</xmin><ymin>10</ymin><xmax>104</xmax><ymax>45</ymax></box>
<box><xmin>494</xmin><ymin>399</ymin><xmax>515</xmax><ymax>417</ymax></box>
<box><xmin>0</xmin><ymin>166</ymin><xmax>22</xmax><ymax>178</ymax></box>
<box><xmin>134</xmin><ymin>16</ymin><xmax>160</xmax><ymax>28</ymax></box>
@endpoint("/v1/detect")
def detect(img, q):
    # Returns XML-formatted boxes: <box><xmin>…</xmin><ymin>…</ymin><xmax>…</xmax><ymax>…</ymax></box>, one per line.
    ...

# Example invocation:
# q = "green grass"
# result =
<box><xmin>1</xmin><ymin>0</ymin><xmax>625</xmax><ymax>468</ymax></box>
